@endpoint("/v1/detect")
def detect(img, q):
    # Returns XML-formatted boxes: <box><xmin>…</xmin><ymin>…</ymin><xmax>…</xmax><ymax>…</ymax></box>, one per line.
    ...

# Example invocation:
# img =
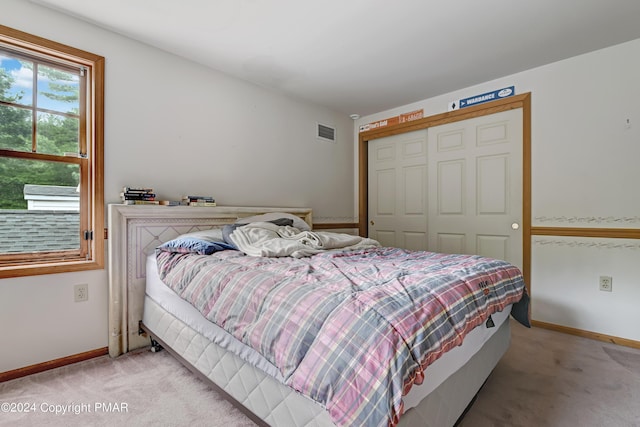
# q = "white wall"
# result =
<box><xmin>356</xmin><ymin>39</ymin><xmax>640</xmax><ymax>342</ymax></box>
<box><xmin>1</xmin><ymin>0</ymin><xmax>355</xmax><ymax>372</ymax></box>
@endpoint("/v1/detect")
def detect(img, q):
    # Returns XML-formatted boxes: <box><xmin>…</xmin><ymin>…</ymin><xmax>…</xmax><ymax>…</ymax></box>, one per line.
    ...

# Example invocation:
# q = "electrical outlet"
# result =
<box><xmin>599</xmin><ymin>276</ymin><xmax>612</xmax><ymax>292</ymax></box>
<box><xmin>74</xmin><ymin>284</ymin><xmax>88</xmax><ymax>302</ymax></box>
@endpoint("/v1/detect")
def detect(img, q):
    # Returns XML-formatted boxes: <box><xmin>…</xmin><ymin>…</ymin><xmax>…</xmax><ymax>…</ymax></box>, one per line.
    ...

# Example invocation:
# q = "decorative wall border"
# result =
<box><xmin>534</xmin><ymin>215</ymin><xmax>640</xmax><ymax>225</ymax></box>
<box><xmin>532</xmin><ymin>236</ymin><xmax>640</xmax><ymax>250</ymax></box>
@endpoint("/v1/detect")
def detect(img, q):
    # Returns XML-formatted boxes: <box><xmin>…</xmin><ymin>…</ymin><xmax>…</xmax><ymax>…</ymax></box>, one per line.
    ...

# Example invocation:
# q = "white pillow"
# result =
<box><xmin>235</xmin><ymin>212</ymin><xmax>311</xmax><ymax>231</ymax></box>
<box><xmin>180</xmin><ymin>228</ymin><xmax>224</xmax><ymax>242</ymax></box>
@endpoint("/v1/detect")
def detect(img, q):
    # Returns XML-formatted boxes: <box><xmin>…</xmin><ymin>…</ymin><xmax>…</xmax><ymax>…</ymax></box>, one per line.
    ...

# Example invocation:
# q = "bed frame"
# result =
<box><xmin>108</xmin><ymin>204</ymin><xmax>511</xmax><ymax>426</ymax></box>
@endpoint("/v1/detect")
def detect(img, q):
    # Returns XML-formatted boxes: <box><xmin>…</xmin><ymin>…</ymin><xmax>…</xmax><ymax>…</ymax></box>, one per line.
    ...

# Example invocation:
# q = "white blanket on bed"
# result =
<box><xmin>229</xmin><ymin>221</ymin><xmax>380</xmax><ymax>257</ymax></box>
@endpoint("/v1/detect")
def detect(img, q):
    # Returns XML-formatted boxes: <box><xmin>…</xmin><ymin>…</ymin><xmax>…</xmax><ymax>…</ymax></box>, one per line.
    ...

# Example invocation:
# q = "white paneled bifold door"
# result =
<box><xmin>368</xmin><ymin>130</ymin><xmax>429</xmax><ymax>250</ymax></box>
<box><xmin>368</xmin><ymin>108</ymin><xmax>523</xmax><ymax>269</ymax></box>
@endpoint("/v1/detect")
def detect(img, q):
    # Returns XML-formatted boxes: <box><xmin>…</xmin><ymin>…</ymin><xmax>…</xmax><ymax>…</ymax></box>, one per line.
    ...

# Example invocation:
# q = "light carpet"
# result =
<box><xmin>459</xmin><ymin>321</ymin><xmax>640</xmax><ymax>427</ymax></box>
<box><xmin>1</xmin><ymin>320</ymin><xmax>639</xmax><ymax>427</ymax></box>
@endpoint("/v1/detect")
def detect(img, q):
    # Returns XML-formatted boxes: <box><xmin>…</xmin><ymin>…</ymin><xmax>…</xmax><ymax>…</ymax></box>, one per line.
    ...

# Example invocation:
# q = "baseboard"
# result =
<box><xmin>0</xmin><ymin>347</ymin><xmax>108</xmax><ymax>383</ymax></box>
<box><xmin>532</xmin><ymin>320</ymin><xmax>640</xmax><ymax>350</ymax></box>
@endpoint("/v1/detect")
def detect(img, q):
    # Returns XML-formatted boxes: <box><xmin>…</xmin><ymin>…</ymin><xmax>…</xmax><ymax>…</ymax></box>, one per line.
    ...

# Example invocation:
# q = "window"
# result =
<box><xmin>0</xmin><ymin>25</ymin><xmax>104</xmax><ymax>278</ymax></box>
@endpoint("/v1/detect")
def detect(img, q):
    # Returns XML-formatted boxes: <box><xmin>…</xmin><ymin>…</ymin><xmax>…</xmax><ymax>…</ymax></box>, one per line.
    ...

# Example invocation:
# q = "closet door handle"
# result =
<box><xmin>511</xmin><ymin>222</ymin><xmax>520</xmax><ymax>230</ymax></box>
<box><xmin>370</xmin><ymin>220</ymin><xmax>375</xmax><ymax>226</ymax></box>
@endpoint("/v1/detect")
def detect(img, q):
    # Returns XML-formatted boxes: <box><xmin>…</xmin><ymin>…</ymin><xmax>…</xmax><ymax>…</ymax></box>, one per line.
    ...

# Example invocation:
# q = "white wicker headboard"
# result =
<box><xmin>107</xmin><ymin>204</ymin><xmax>313</xmax><ymax>357</ymax></box>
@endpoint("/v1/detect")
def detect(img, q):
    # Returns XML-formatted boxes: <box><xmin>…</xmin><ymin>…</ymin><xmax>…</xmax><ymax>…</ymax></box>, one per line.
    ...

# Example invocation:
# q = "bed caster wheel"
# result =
<box><xmin>150</xmin><ymin>339</ymin><xmax>163</xmax><ymax>353</ymax></box>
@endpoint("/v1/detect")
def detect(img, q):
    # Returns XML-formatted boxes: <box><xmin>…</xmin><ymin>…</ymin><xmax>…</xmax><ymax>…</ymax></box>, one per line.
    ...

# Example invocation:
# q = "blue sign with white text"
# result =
<box><xmin>459</xmin><ymin>86</ymin><xmax>515</xmax><ymax>108</ymax></box>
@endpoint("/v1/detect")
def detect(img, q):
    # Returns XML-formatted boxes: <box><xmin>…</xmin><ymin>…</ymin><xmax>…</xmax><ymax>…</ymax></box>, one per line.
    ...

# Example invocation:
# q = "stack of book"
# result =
<box><xmin>121</xmin><ymin>187</ymin><xmax>159</xmax><ymax>205</ymax></box>
<box><xmin>182</xmin><ymin>195</ymin><xmax>216</xmax><ymax>207</ymax></box>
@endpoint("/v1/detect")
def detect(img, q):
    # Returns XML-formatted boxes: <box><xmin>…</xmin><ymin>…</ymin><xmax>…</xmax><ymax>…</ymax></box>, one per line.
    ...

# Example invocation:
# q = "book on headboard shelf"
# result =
<box><xmin>123</xmin><ymin>199</ymin><xmax>160</xmax><ymax>205</ymax></box>
<box><xmin>122</xmin><ymin>186</ymin><xmax>154</xmax><ymax>193</ymax></box>
<box><xmin>120</xmin><ymin>192</ymin><xmax>156</xmax><ymax>200</ymax></box>
<box><xmin>188</xmin><ymin>201</ymin><xmax>217</xmax><ymax>207</ymax></box>
<box><xmin>121</xmin><ymin>186</ymin><xmax>157</xmax><ymax>204</ymax></box>
<box><xmin>182</xmin><ymin>195</ymin><xmax>216</xmax><ymax>206</ymax></box>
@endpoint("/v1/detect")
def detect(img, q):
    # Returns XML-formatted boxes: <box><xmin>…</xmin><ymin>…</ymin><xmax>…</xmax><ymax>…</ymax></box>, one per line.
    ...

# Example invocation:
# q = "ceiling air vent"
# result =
<box><xmin>317</xmin><ymin>123</ymin><xmax>336</xmax><ymax>142</ymax></box>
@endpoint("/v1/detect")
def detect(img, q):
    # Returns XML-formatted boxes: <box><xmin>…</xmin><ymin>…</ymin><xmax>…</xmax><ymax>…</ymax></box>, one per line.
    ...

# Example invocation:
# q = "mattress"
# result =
<box><xmin>144</xmin><ymin>254</ymin><xmax>511</xmax><ymax>419</ymax></box>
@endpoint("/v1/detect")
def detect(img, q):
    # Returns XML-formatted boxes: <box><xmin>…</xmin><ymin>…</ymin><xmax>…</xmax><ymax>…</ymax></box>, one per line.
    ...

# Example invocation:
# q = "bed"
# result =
<box><xmin>108</xmin><ymin>204</ymin><xmax>529</xmax><ymax>427</ymax></box>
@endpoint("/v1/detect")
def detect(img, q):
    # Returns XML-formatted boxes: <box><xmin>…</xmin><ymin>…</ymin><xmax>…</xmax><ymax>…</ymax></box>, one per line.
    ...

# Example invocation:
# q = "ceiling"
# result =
<box><xmin>31</xmin><ymin>0</ymin><xmax>640</xmax><ymax>117</ymax></box>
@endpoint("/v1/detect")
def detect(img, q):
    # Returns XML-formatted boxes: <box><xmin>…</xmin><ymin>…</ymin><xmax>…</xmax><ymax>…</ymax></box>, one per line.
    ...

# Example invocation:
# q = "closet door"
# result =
<box><xmin>367</xmin><ymin>108</ymin><xmax>523</xmax><ymax>268</ymax></box>
<box><xmin>427</xmin><ymin>108</ymin><xmax>523</xmax><ymax>268</ymax></box>
<box><xmin>368</xmin><ymin>130</ymin><xmax>428</xmax><ymax>250</ymax></box>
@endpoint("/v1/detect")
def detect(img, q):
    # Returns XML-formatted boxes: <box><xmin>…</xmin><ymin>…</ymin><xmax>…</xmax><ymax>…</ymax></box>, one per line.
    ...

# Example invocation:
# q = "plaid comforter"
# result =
<box><xmin>156</xmin><ymin>247</ymin><xmax>527</xmax><ymax>427</ymax></box>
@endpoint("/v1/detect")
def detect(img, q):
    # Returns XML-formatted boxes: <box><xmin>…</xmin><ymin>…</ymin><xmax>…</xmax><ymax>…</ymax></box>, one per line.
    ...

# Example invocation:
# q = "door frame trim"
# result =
<box><xmin>358</xmin><ymin>93</ymin><xmax>532</xmax><ymax>292</ymax></box>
